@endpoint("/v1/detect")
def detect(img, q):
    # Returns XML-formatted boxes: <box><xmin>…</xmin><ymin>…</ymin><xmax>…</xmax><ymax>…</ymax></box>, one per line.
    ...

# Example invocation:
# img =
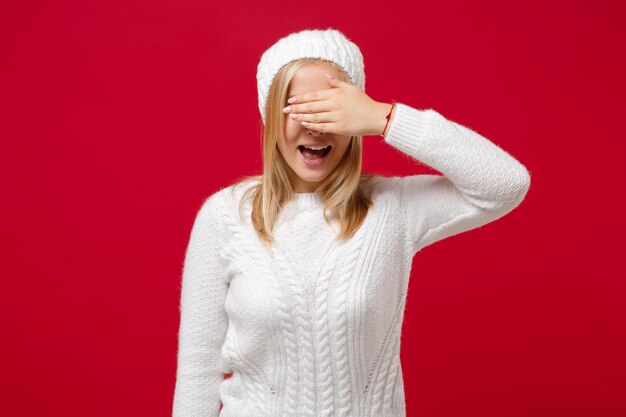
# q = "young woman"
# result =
<box><xmin>172</xmin><ymin>28</ymin><xmax>531</xmax><ymax>417</ymax></box>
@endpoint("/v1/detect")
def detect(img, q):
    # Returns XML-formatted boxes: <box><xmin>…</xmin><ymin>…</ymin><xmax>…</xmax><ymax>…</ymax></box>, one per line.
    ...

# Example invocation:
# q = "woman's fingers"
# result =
<box><xmin>282</xmin><ymin>99</ymin><xmax>333</xmax><ymax>115</ymax></box>
<box><xmin>288</xmin><ymin>111</ymin><xmax>334</xmax><ymax>123</ymax></box>
<box><xmin>300</xmin><ymin>121</ymin><xmax>335</xmax><ymax>133</ymax></box>
<box><xmin>288</xmin><ymin>88</ymin><xmax>333</xmax><ymax>105</ymax></box>
<box><xmin>282</xmin><ymin>78</ymin><xmax>348</xmax><ymax>133</ymax></box>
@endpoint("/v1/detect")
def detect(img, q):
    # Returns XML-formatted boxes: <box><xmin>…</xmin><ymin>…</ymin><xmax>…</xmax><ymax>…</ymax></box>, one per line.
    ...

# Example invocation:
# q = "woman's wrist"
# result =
<box><xmin>377</xmin><ymin>102</ymin><xmax>395</xmax><ymax>137</ymax></box>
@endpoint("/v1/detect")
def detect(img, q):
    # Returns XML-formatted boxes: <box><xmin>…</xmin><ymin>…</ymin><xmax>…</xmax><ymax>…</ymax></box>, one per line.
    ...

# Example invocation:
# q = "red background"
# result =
<box><xmin>2</xmin><ymin>1</ymin><xmax>625</xmax><ymax>416</ymax></box>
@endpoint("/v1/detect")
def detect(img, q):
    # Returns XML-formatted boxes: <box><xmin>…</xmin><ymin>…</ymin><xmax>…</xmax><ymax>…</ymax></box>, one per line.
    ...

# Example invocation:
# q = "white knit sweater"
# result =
<box><xmin>172</xmin><ymin>103</ymin><xmax>531</xmax><ymax>417</ymax></box>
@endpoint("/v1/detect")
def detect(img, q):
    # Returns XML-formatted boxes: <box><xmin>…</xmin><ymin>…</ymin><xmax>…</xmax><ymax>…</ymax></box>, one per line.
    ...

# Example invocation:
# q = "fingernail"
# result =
<box><xmin>282</xmin><ymin>106</ymin><xmax>291</xmax><ymax>113</ymax></box>
<box><xmin>287</xmin><ymin>97</ymin><xmax>296</xmax><ymax>103</ymax></box>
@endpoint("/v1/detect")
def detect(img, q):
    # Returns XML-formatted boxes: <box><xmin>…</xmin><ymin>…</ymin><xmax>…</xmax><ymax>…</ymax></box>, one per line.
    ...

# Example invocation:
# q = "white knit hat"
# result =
<box><xmin>256</xmin><ymin>27</ymin><xmax>366</xmax><ymax>125</ymax></box>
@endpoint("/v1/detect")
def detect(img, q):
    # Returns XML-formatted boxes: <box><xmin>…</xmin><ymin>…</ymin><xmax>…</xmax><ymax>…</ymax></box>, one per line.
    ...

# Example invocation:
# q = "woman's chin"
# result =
<box><xmin>294</xmin><ymin>172</ymin><xmax>327</xmax><ymax>185</ymax></box>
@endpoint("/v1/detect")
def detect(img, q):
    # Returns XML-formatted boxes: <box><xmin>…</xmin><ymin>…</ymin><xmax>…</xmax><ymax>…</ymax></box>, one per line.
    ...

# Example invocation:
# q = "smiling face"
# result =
<box><xmin>277</xmin><ymin>61</ymin><xmax>352</xmax><ymax>193</ymax></box>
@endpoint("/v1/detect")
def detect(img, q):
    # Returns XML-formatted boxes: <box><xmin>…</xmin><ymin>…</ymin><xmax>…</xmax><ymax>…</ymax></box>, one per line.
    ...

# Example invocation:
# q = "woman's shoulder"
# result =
<box><xmin>367</xmin><ymin>172</ymin><xmax>439</xmax><ymax>199</ymax></box>
<box><xmin>191</xmin><ymin>177</ymin><xmax>259</xmax><ymax>239</ymax></box>
<box><xmin>370</xmin><ymin>174</ymin><xmax>430</xmax><ymax>194</ymax></box>
<box><xmin>206</xmin><ymin>176</ymin><xmax>259</xmax><ymax>201</ymax></box>
<box><xmin>202</xmin><ymin>176</ymin><xmax>260</xmax><ymax>217</ymax></box>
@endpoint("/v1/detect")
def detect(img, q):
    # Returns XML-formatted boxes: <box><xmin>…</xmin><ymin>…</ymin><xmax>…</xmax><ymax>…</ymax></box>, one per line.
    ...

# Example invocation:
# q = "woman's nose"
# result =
<box><xmin>306</xmin><ymin>128</ymin><xmax>325</xmax><ymax>136</ymax></box>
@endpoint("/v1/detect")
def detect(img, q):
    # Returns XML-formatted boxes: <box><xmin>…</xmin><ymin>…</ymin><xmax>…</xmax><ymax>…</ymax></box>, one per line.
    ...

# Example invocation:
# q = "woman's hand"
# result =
<box><xmin>282</xmin><ymin>73</ymin><xmax>394</xmax><ymax>137</ymax></box>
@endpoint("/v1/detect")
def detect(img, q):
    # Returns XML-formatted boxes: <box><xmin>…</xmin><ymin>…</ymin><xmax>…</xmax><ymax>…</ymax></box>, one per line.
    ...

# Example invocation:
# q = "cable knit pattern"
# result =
<box><xmin>172</xmin><ymin>103</ymin><xmax>531</xmax><ymax>417</ymax></box>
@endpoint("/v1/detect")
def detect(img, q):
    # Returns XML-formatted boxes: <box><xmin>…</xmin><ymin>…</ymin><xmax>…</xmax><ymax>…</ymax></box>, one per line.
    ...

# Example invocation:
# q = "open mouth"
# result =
<box><xmin>298</xmin><ymin>145</ymin><xmax>332</xmax><ymax>159</ymax></box>
<box><xmin>298</xmin><ymin>145</ymin><xmax>332</xmax><ymax>168</ymax></box>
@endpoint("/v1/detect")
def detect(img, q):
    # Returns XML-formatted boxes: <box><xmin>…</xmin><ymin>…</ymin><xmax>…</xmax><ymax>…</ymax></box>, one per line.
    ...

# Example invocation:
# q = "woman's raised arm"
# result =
<box><xmin>382</xmin><ymin>103</ymin><xmax>531</xmax><ymax>254</ymax></box>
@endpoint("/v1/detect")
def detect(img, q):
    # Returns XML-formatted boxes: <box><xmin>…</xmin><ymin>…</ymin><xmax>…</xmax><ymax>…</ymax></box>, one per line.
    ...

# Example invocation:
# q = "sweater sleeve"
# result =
<box><xmin>172</xmin><ymin>193</ymin><xmax>228</xmax><ymax>417</ymax></box>
<box><xmin>382</xmin><ymin>103</ymin><xmax>531</xmax><ymax>254</ymax></box>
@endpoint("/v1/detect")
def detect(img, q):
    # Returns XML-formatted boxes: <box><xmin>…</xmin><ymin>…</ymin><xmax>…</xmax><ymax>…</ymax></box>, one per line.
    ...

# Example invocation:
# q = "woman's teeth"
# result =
<box><xmin>298</xmin><ymin>144</ymin><xmax>332</xmax><ymax>163</ymax></box>
<box><xmin>302</xmin><ymin>145</ymin><xmax>330</xmax><ymax>151</ymax></box>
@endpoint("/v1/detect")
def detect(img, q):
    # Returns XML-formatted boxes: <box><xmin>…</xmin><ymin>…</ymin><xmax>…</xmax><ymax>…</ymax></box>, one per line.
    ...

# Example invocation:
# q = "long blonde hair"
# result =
<box><xmin>234</xmin><ymin>58</ymin><xmax>376</xmax><ymax>245</ymax></box>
